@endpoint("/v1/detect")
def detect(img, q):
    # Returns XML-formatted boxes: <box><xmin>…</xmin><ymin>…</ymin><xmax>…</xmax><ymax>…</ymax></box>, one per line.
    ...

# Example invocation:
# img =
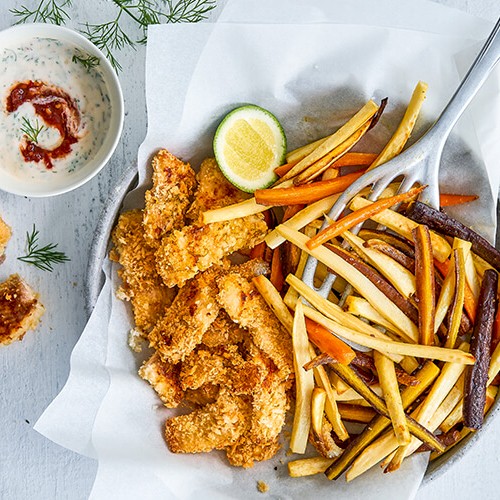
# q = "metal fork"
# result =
<box><xmin>302</xmin><ymin>17</ymin><xmax>500</xmax><ymax>301</ymax></box>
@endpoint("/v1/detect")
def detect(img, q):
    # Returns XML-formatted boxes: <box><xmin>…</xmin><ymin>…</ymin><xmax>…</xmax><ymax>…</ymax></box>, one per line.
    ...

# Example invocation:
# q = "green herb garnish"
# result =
<box><xmin>18</xmin><ymin>225</ymin><xmax>70</xmax><ymax>272</ymax></box>
<box><xmin>11</xmin><ymin>0</ymin><xmax>72</xmax><ymax>25</ymax></box>
<box><xmin>11</xmin><ymin>0</ymin><xmax>217</xmax><ymax>72</ymax></box>
<box><xmin>72</xmin><ymin>53</ymin><xmax>101</xmax><ymax>71</ymax></box>
<box><xmin>20</xmin><ymin>117</ymin><xmax>46</xmax><ymax>144</ymax></box>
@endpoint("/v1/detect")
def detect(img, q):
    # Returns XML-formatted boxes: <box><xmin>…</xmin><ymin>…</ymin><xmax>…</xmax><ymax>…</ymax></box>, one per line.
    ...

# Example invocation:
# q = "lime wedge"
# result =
<box><xmin>213</xmin><ymin>104</ymin><xmax>286</xmax><ymax>193</ymax></box>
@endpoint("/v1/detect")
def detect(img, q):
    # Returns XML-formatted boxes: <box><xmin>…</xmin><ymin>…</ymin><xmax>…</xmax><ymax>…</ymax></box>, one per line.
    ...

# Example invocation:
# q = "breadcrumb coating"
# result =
<box><xmin>148</xmin><ymin>262</ymin><xmax>229</xmax><ymax>364</ymax></box>
<box><xmin>0</xmin><ymin>274</ymin><xmax>44</xmax><ymax>346</ymax></box>
<box><xmin>0</xmin><ymin>216</ymin><xmax>11</xmax><ymax>264</ymax></box>
<box><xmin>143</xmin><ymin>150</ymin><xmax>197</xmax><ymax>244</ymax></box>
<box><xmin>138</xmin><ymin>352</ymin><xmax>183</xmax><ymax>408</ymax></box>
<box><xmin>110</xmin><ymin>209</ymin><xmax>175</xmax><ymax>334</ymax></box>
<box><xmin>165</xmin><ymin>389</ymin><xmax>252</xmax><ymax>454</ymax></box>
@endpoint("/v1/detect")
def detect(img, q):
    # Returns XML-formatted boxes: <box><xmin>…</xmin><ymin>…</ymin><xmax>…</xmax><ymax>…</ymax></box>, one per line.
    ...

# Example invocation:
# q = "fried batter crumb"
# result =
<box><xmin>0</xmin><ymin>274</ymin><xmax>44</xmax><ymax>345</ymax></box>
<box><xmin>0</xmin><ymin>216</ymin><xmax>11</xmax><ymax>264</ymax></box>
<box><xmin>143</xmin><ymin>149</ymin><xmax>197</xmax><ymax>244</ymax></box>
<box><xmin>257</xmin><ymin>481</ymin><xmax>269</xmax><ymax>493</ymax></box>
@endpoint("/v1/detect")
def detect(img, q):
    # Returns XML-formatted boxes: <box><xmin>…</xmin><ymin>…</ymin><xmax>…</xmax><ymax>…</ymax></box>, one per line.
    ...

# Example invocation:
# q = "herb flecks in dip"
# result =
<box><xmin>6</xmin><ymin>80</ymin><xmax>81</xmax><ymax>169</ymax></box>
<box><xmin>0</xmin><ymin>37</ymin><xmax>111</xmax><ymax>181</ymax></box>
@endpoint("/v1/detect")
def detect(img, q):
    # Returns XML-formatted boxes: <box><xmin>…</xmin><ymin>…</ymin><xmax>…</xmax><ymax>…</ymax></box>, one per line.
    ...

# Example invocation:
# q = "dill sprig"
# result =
<box><xmin>72</xmin><ymin>52</ymin><xmax>101</xmax><ymax>71</ymax></box>
<box><xmin>11</xmin><ymin>0</ymin><xmax>72</xmax><ymax>25</ymax></box>
<box><xmin>20</xmin><ymin>117</ymin><xmax>46</xmax><ymax>144</ymax></box>
<box><xmin>18</xmin><ymin>225</ymin><xmax>70</xmax><ymax>272</ymax></box>
<box><xmin>12</xmin><ymin>0</ymin><xmax>217</xmax><ymax>72</ymax></box>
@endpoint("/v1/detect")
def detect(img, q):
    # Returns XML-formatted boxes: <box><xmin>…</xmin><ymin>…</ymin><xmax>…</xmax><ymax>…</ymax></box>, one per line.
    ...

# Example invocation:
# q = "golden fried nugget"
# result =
<box><xmin>201</xmin><ymin>310</ymin><xmax>246</xmax><ymax>347</ymax></box>
<box><xmin>143</xmin><ymin>150</ymin><xmax>197</xmax><ymax>244</ymax></box>
<box><xmin>186</xmin><ymin>158</ymin><xmax>247</xmax><ymax>222</ymax></box>
<box><xmin>138</xmin><ymin>353</ymin><xmax>183</xmax><ymax>408</ymax></box>
<box><xmin>0</xmin><ymin>275</ymin><xmax>44</xmax><ymax>346</ymax></box>
<box><xmin>156</xmin><ymin>215</ymin><xmax>268</xmax><ymax>288</ymax></box>
<box><xmin>226</xmin><ymin>377</ymin><xmax>288</xmax><ymax>468</ymax></box>
<box><xmin>148</xmin><ymin>262</ymin><xmax>229</xmax><ymax>364</ymax></box>
<box><xmin>111</xmin><ymin>209</ymin><xmax>176</xmax><ymax>334</ymax></box>
<box><xmin>165</xmin><ymin>389</ymin><xmax>252</xmax><ymax>454</ymax></box>
<box><xmin>217</xmin><ymin>271</ymin><xmax>293</xmax><ymax>380</ymax></box>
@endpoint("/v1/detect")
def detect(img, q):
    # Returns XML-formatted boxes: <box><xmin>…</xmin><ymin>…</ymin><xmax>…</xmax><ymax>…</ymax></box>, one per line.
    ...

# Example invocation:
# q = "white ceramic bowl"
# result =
<box><xmin>0</xmin><ymin>23</ymin><xmax>124</xmax><ymax>197</ymax></box>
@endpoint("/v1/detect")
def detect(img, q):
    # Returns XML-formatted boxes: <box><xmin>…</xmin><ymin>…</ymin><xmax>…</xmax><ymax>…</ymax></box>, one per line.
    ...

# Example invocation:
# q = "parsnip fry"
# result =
<box><xmin>325</xmin><ymin>362</ymin><xmax>440</xmax><ymax>480</ymax></box>
<box><xmin>367</xmin><ymin>81</ymin><xmax>428</xmax><ymax>171</ymax></box>
<box><xmin>431</xmin><ymin>386</ymin><xmax>498</xmax><ymax>461</ymax></box>
<box><xmin>312</xmin><ymin>354</ymin><xmax>349</xmax><ymax>441</ymax></box>
<box><xmin>311</xmin><ymin>387</ymin><xmax>327</xmax><ymax>435</ymax></box>
<box><xmin>344</xmin><ymin>295</ymin><xmax>407</xmax><ymax>338</ymax></box>
<box><xmin>413</xmin><ymin>224</ymin><xmax>436</xmax><ymax>346</ymax></box>
<box><xmin>253</xmin><ymin>275</ymin><xmax>294</xmax><ymax>333</ymax></box>
<box><xmin>288</xmin><ymin>456</ymin><xmax>334</xmax><ymax>477</ymax></box>
<box><xmin>464</xmin><ymin>269</ymin><xmax>498</xmax><ymax>430</ymax></box>
<box><xmin>294</xmin><ymin>120</ymin><xmax>372</xmax><ymax>185</ymax></box>
<box><xmin>337</xmin><ymin>403</ymin><xmax>377</xmax><ymax>423</ymax></box>
<box><xmin>307</xmin><ymin>185</ymin><xmax>425</xmax><ymax>249</ymax></box>
<box><xmin>329</xmin><ymin>363</ymin><xmax>445</xmax><ymax>453</ymax></box>
<box><xmin>349</xmin><ymin>196</ymin><xmax>451</xmax><ymax>262</ymax></box>
<box><xmin>434</xmin><ymin>254</ymin><xmax>456</xmax><ymax>333</ymax></box>
<box><xmin>278</xmin><ymin>227</ymin><xmax>419</xmax><ymax>342</ymax></box>
<box><xmin>280</xmin><ymin>100</ymin><xmax>379</xmax><ymax>182</ymax></box>
<box><xmin>445</xmin><ymin>248</ymin><xmax>466</xmax><ymax>349</ymax></box>
<box><xmin>342</xmin><ymin>231</ymin><xmax>417</xmax><ymax>299</ymax></box>
<box><xmin>202</xmin><ymin>196</ymin><xmax>269</xmax><ymax>224</ymax></box>
<box><xmin>373</xmin><ymin>351</ymin><xmax>411</xmax><ymax>446</ymax></box>
<box><xmin>266</xmin><ymin>194</ymin><xmax>338</xmax><ymax>249</ymax></box>
<box><xmin>286</xmin><ymin>273</ymin><xmax>404</xmax><ymax>362</ymax></box>
<box><xmin>290</xmin><ymin>302</ymin><xmax>315</xmax><ymax>454</ymax></box>
<box><xmin>302</xmin><ymin>303</ymin><xmax>474</xmax><ymax>365</ymax></box>
<box><xmin>454</xmin><ymin>238</ymin><xmax>480</xmax><ymax>309</ymax></box>
<box><xmin>347</xmin><ymin>351</ymin><xmax>467</xmax><ymax>480</ymax></box>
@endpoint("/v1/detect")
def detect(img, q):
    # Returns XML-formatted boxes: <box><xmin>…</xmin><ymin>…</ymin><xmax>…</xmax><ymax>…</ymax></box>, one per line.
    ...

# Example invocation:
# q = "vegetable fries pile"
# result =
<box><xmin>202</xmin><ymin>82</ymin><xmax>500</xmax><ymax>481</ymax></box>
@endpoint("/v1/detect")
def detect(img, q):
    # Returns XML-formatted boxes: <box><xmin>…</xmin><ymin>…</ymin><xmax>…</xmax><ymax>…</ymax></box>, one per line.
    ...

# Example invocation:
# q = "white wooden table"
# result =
<box><xmin>0</xmin><ymin>1</ymin><xmax>498</xmax><ymax>498</ymax></box>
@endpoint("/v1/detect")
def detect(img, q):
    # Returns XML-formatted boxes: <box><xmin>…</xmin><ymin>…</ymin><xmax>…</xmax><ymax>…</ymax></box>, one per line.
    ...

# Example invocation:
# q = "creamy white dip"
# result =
<box><xmin>0</xmin><ymin>37</ymin><xmax>111</xmax><ymax>182</ymax></box>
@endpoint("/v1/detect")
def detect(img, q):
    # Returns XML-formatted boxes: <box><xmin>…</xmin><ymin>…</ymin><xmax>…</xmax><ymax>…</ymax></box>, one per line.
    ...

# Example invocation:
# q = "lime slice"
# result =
<box><xmin>213</xmin><ymin>104</ymin><xmax>286</xmax><ymax>193</ymax></box>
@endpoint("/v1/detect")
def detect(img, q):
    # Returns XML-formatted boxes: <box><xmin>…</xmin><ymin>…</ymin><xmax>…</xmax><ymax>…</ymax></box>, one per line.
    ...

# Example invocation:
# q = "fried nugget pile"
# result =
<box><xmin>111</xmin><ymin>150</ymin><xmax>294</xmax><ymax>468</ymax></box>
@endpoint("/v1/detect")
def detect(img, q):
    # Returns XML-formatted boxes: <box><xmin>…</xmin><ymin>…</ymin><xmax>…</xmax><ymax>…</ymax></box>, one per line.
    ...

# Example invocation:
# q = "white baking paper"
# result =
<box><xmin>35</xmin><ymin>1</ymin><xmax>500</xmax><ymax>499</ymax></box>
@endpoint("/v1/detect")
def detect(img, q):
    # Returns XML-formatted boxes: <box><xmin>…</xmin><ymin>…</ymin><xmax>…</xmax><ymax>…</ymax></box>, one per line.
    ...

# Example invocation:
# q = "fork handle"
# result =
<box><xmin>429</xmin><ymin>17</ymin><xmax>500</xmax><ymax>142</ymax></box>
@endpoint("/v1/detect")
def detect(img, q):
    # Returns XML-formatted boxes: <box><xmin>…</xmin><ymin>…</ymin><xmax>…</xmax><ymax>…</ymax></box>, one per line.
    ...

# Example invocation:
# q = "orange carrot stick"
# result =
<box><xmin>274</xmin><ymin>160</ymin><xmax>299</xmax><ymax>177</ymax></box>
<box><xmin>255</xmin><ymin>170</ymin><xmax>366</xmax><ymax>206</ymax></box>
<box><xmin>305</xmin><ymin>318</ymin><xmax>356</xmax><ymax>365</ymax></box>
<box><xmin>439</xmin><ymin>194</ymin><xmax>478</xmax><ymax>207</ymax></box>
<box><xmin>274</xmin><ymin>152</ymin><xmax>378</xmax><ymax>178</ymax></box>
<box><xmin>307</xmin><ymin>185</ymin><xmax>426</xmax><ymax>250</ymax></box>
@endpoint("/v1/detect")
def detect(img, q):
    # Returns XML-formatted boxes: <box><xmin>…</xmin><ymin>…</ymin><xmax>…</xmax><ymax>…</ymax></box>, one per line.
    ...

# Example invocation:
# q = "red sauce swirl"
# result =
<box><xmin>6</xmin><ymin>80</ymin><xmax>81</xmax><ymax>169</ymax></box>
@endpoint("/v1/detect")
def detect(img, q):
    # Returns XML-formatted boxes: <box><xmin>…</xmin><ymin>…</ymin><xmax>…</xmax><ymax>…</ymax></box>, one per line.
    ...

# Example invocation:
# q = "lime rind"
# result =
<box><xmin>213</xmin><ymin>104</ymin><xmax>286</xmax><ymax>193</ymax></box>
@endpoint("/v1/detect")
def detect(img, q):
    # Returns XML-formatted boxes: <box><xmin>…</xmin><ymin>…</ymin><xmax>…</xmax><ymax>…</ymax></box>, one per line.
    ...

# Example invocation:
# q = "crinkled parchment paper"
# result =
<box><xmin>35</xmin><ymin>1</ymin><xmax>500</xmax><ymax>498</ymax></box>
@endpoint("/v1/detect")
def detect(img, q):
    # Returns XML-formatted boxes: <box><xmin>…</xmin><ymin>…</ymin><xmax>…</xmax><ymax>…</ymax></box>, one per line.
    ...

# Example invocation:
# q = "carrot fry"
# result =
<box><xmin>293</xmin><ymin>120</ymin><xmax>372</xmax><ymax>185</ymax></box>
<box><xmin>439</xmin><ymin>193</ymin><xmax>479</xmax><ymax>207</ymax></box>
<box><xmin>413</xmin><ymin>224</ymin><xmax>436</xmax><ymax>346</ymax></box>
<box><xmin>305</xmin><ymin>318</ymin><xmax>356</xmax><ymax>365</ymax></box>
<box><xmin>255</xmin><ymin>170</ymin><xmax>366</xmax><ymax>206</ymax></box>
<box><xmin>274</xmin><ymin>160</ymin><xmax>299</xmax><ymax>177</ymax></box>
<box><xmin>306</xmin><ymin>185</ymin><xmax>426</xmax><ymax>250</ymax></box>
